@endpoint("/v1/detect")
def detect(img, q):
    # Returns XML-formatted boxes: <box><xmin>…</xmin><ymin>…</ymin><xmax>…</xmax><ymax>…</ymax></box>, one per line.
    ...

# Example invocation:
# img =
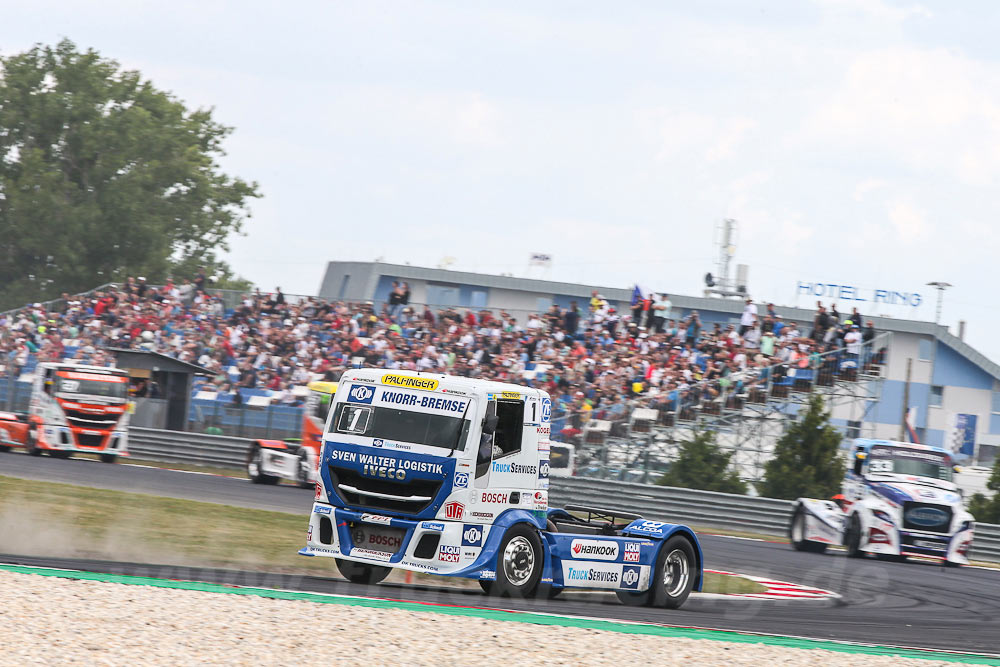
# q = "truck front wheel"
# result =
<box><xmin>336</xmin><ymin>559</ymin><xmax>391</xmax><ymax>585</ymax></box>
<box><xmin>493</xmin><ymin>523</ymin><xmax>543</xmax><ymax>598</ymax></box>
<box><xmin>24</xmin><ymin>430</ymin><xmax>41</xmax><ymax>456</ymax></box>
<box><xmin>845</xmin><ymin>514</ymin><xmax>864</xmax><ymax>558</ymax></box>
<box><xmin>295</xmin><ymin>447</ymin><xmax>313</xmax><ymax>489</ymax></box>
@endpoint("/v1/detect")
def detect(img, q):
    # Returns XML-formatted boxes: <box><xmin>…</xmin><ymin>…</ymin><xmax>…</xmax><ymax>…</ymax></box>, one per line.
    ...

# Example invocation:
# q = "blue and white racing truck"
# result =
<box><xmin>300</xmin><ymin>370</ymin><xmax>704</xmax><ymax>608</ymax></box>
<box><xmin>790</xmin><ymin>439</ymin><xmax>975</xmax><ymax>566</ymax></box>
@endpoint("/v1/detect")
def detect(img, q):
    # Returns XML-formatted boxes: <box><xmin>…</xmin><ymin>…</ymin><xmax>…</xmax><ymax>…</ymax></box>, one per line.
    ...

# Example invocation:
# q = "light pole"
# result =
<box><xmin>926</xmin><ymin>281</ymin><xmax>952</xmax><ymax>324</ymax></box>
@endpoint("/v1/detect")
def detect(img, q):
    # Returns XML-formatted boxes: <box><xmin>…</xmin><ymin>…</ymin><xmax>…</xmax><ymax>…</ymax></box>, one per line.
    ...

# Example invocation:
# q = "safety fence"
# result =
<box><xmin>127</xmin><ymin>427</ymin><xmax>1000</xmax><ymax>562</ymax></box>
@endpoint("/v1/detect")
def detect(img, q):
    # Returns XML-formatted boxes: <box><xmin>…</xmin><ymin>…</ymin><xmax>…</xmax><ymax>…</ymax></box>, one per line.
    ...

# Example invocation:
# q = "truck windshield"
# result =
<box><xmin>57</xmin><ymin>375</ymin><xmax>128</xmax><ymax>400</ymax></box>
<box><xmin>333</xmin><ymin>403</ymin><xmax>471</xmax><ymax>451</ymax></box>
<box><xmin>868</xmin><ymin>446</ymin><xmax>952</xmax><ymax>481</ymax></box>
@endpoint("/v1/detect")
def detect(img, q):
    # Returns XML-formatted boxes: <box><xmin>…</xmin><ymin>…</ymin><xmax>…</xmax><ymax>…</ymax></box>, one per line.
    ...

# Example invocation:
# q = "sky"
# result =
<box><xmin>4</xmin><ymin>1</ymin><xmax>1000</xmax><ymax>358</ymax></box>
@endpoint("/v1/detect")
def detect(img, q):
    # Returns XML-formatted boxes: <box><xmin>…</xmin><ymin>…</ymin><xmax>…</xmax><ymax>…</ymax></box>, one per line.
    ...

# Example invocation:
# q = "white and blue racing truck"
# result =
<box><xmin>300</xmin><ymin>370</ymin><xmax>704</xmax><ymax>608</ymax></box>
<box><xmin>790</xmin><ymin>439</ymin><xmax>975</xmax><ymax>566</ymax></box>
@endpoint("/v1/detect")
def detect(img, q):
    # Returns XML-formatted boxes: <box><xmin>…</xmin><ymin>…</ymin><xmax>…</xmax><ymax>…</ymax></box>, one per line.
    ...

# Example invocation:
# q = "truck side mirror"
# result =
<box><xmin>483</xmin><ymin>414</ymin><xmax>499</xmax><ymax>434</ymax></box>
<box><xmin>853</xmin><ymin>451</ymin><xmax>865</xmax><ymax>476</ymax></box>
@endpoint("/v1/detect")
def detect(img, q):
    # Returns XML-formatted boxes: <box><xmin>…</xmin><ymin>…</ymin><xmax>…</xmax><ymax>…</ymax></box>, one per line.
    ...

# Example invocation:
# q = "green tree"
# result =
<box><xmin>758</xmin><ymin>394</ymin><xmax>845</xmax><ymax>500</ymax></box>
<box><xmin>657</xmin><ymin>430</ymin><xmax>748</xmax><ymax>495</ymax></box>
<box><xmin>968</xmin><ymin>457</ymin><xmax>1000</xmax><ymax>523</ymax></box>
<box><xmin>0</xmin><ymin>39</ymin><xmax>260</xmax><ymax>308</ymax></box>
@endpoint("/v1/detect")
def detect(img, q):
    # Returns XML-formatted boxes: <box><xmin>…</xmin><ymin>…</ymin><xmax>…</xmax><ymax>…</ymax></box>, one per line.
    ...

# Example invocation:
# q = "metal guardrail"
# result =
<box><xmin>129</xmin><ymin>427</ymin><xmax>1000</xmax><ymax>562</ymax></box>
<box><xmin>130</xmin><ymin>427</ymin><xmax>250</xmax><ymax>468</ymax></box>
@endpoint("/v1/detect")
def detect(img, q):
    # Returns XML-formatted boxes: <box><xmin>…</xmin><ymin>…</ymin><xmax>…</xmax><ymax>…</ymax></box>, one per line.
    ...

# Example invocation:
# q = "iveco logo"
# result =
<box><xmin>905</xmin><ymin>507</ymin><xmax>949</xmax><ymax>527</ymax></box>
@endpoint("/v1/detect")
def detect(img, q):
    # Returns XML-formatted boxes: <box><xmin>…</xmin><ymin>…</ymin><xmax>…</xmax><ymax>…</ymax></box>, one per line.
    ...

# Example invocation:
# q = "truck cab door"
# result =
<box><xmin>475</xmin><ymin>399</ymin><xmax>524</xmax><ymax>488</ymax></box>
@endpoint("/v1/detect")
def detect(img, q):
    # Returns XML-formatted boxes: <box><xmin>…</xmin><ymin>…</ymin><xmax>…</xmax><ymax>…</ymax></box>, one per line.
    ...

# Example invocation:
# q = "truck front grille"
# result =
<box><xmin>328</xmin><ymin>464</ymin><xmax>442</xmax><ymax>514</ymax></box>
<box><xmin>902</xmin><ymin>502</ymin><xmax>953</xmax><ymax>534</ymax></box>
<box><xmin>64</xmin><ymin>409</ymin><xmax>119</xmax><ymax>430</ymax></box>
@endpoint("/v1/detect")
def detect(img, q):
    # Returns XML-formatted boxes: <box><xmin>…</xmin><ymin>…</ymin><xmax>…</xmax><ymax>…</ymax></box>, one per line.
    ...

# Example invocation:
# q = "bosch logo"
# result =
<box><xmin>348</xmin><ymin>385</ymin><xmax>375</xmax><ymax>404</ymax></box>
<box><xmin>462</xmin><ymin>525</ymin><xmax>484</xmax><ymax>547</ymax></box>
<box><xmin>481</xmin><ymin>492</ymin><xmax>509</xmax><ymax>504</ymax></box>
<box><xmin>621</xmin><ymin>566</ymin><xmax>640</xmax><ymax>589</ymax></box>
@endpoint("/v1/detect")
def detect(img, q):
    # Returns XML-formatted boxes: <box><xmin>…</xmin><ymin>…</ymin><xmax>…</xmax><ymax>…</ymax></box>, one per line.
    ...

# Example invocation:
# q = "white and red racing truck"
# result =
<box><xmin>790</xmin><ymin>439</ymin><xmax>974</xmax><ymax>565</ymax></box>
<box><xmin>0</xmin><ymin>363</ymin><xmax>131</xmax><ymax>462</ymax></box>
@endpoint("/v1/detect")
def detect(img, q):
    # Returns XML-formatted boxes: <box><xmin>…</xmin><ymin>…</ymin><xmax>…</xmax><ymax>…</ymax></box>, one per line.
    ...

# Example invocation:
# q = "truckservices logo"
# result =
<box><xmin>381</xmin><ymin>374</ymin><xmax>439</xmax><ymax>391</ymax></box>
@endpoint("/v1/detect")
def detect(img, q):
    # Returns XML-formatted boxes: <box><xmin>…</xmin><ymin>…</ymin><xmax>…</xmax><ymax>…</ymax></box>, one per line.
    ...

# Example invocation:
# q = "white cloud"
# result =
<box><xmin>813</xmin><ymin>0</ymin><xmax>932</xmax><ymax>24</ymax></box>
<box><xmin>887</xmin><ymin>199</ymin><xmax>930</xmax><ymax>241</ymax></box>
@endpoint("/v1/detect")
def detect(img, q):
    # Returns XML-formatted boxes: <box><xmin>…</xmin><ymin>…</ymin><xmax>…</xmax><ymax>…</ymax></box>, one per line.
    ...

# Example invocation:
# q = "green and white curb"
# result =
<box><xmin>2</xmin><ymin>564</ymin><xmax>997</xmax><ymax>665</ymax></box>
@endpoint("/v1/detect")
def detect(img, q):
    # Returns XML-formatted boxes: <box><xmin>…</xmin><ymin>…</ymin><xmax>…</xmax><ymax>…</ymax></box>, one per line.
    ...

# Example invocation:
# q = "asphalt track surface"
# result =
<box><xmin>2</xmin><ymin>453</ymin><xmax>999</xmax><ymax>654</ymax></box>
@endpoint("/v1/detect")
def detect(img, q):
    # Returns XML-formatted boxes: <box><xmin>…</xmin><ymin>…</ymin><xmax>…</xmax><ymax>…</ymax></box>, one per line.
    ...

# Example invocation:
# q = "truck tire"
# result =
<box><xmin>247</xmin><ymin>443</ymin><xmax>278</xmax><ymax>485</ymax></box>
<box><xmin>99</xmin><ymin>453</ymin><xmax>118</xmax><ymax>464</ymax></box>
<box><xmin>50</xmin><ymin>451</ymin><xmax>72</xmax><ymax>459</ymax></box>
<box><xmin>845</xmin><ymin>513</ymin><xmax>864</xmax><ymax>558</ymax></box>
<box><xmin>650</xmin><ymin>535</ymin><xmax>696</xmax><ymax>609</ymax></box>
<box><xmin>24</xmin><ymin>430</ymin><xmax>41</xmax><ymax>457</ymax></box>
<box><xmin>295</xmin><ymin>447</ymin><xmax>313</xmax><ymax>489</ymax></box>
<box><xmin>790</xmin><ymin>507</ymin><xmax>828</xmax><ymax>554</ymax></box>
<box><xmin>336</xmin><ymin>559</ymin><xmax>391</xmax><ymax>585</ymax></box>
<box><xmin>493</xmin><ymin>523</ymin><xmax>543</xmax><ymax>598</ymax></box>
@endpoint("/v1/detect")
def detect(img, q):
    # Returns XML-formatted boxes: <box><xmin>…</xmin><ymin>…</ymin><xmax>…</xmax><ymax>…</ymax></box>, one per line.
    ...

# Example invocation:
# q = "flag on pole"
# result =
<box><xmin>630</xmin><ymin>284</ymin><xmax>642</xmax><ymax>307</ymax></box>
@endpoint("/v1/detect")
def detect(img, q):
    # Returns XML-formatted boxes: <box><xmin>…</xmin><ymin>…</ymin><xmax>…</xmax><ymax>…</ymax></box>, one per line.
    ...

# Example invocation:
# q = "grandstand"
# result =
<box><xmin>1</xmin><ymin>263</ymin><xmax>997</xmax><ymax>481</ymax></box>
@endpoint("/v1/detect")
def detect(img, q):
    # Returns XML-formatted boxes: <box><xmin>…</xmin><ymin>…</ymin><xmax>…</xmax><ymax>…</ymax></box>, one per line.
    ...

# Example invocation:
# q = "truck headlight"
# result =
<box><xmin>872</xmin><ymin>509</ymin><xmax>894</xmax><ymax>525</ymax></box>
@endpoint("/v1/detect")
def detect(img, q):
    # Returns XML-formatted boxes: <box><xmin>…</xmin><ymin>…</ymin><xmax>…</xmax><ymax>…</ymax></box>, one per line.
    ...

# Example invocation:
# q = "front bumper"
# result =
<box><xmin>41</xmin><ymin>426</ymin><xmax>129</xmax><ymax>455</ymax></box>
<box><xmin>301</xmin><ymin>504</ymin><xmax>496</xmax><ymax>577</ymax></box>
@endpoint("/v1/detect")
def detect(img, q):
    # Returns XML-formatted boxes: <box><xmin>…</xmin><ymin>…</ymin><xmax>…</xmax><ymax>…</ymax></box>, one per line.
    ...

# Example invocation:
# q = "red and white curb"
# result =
<box><xmin>701</xmin><ymin>569</ymin><xmax>840</xmax><ymax>601</ymax></box>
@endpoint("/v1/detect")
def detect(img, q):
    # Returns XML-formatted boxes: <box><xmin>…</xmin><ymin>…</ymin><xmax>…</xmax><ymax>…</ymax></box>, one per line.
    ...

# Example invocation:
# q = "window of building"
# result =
<box><xmin>426</xmin><ymin>283</ymin><xmax>460</xmax><ymax>308</ymax></box>
<box><xmin>846</xmin><ymin>420</ymin><xmax>862</xmax><ymax>439</ymax></box>
<box><xmin>929</xmin><ymin>385</ymin><xmax>943</xmax><ymax>407</ymax></box>
<box><xmin>918</xmin><ymin>338</ymin><xmax>933</xmax><ymax>361</ymax></box>
<box><xmin>470</xmin><ymin>289</ymin><xmax>488</xmax><ymax>308</ymax></box>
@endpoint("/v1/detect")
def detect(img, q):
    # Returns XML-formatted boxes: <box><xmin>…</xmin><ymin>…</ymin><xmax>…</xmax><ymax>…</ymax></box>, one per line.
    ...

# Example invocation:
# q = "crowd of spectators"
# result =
<box><xmin>0</xmin><ymin>278</ymin><xmax>881</xmax><ymax>437</ymax></box>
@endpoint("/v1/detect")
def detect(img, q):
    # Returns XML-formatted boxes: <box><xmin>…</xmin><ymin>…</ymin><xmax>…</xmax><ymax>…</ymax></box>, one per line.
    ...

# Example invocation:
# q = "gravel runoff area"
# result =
<box><xmin>0</xmin><ymin>571</ymin><xmax>962</xmax><ymax>666</ymax></box>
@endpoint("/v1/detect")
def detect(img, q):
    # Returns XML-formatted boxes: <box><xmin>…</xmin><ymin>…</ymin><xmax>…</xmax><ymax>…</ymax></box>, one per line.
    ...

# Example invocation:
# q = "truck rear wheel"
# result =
<box><xmin>99</xmin><ymin>453</ymin><xmax>118</xmax><ymax>464</ymax></box>
<box><xmin>247</xmin><ymin>444</ymin><xmax>278</xmax><ymax>484</ymax></box>
<box><xmin>493</xmin><ymin>523</ymin><xmax>543</xmax><ymax>598</ymax></box>
<box><xmin>790</xmin><ymin>507</ymin><xmax>828</xmax><ymax>554</ymax></box>
<box><xmin>50</xmin><ymin>451</ymin><xmax>72</xmax><ymax>459</ymax></box>
<box><xmin>336</xmin><ymin>559</ymin><xmax>391</xmax><ymax>585</ymax></box>
<box><xmin>651</xmin><ymin>535</ymin><xmax>696</xmax><ymax>609</ymax></box>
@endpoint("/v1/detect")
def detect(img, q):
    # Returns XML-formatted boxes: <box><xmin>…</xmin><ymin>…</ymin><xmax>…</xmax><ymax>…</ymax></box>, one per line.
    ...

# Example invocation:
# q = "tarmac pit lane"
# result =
<box><xmin>0</xmin><ymin>570</ymin><xmax>959</xmax><ymax>666</ymax></box>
